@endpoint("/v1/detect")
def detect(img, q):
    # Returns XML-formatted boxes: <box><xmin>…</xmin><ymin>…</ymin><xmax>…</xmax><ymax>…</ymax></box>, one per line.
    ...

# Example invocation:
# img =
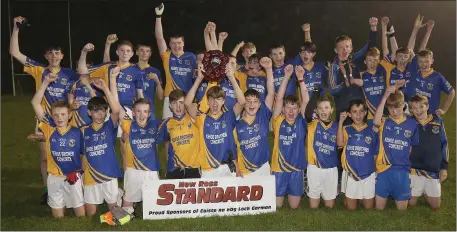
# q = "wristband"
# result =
<box><xmin>297</xmin><ymin>79</ymin><xmax>304</xmax><ymax>83</ymax></box>
<box><xmin>156</xmin><ymin>15</ymin><xmax>161</xmax><ymax>18</ymax></box>
<box><xmin>388</xmin><ymin>33</ymin><xmax>395</xmax><ymax>38</ymax></box>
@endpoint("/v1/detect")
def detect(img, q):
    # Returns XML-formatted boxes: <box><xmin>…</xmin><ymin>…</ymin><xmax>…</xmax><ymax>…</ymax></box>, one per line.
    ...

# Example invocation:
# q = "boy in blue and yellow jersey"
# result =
<box><xmin>185</xmin><ymin>62</ymin><xmax>246</xmax><ymax>178</ymax></box>
<box><xmin>337</xmin><ymin>100</ymin><xmax>378</xmax><ymax>210</ymax></box>
<box><xmin>269</xmin><ymin>45</ymin><xmax>297</xmax><ymax>98</ymax></box>
<box><xmin>408</xmin><ymin>95</ymin><xmax>448</xmax><ymax>210</ymax></box>
<box><xmin>10</xmin><ymin>16</ymin><xmax>79</xmax><ymax>204</ymax></box>
<box><xmin>306</xmin><ymin>96</ymin><xmax>339</xmax><ymax>209</ymax></box>
<box><xmin>81</xmin><ymin>68</ymin><xmax>123</xmax><ymax>216</ymax></box>
<box><xmin>68</xmin><ymin>74</ymin><xmax>103</xmax><ymax>128</ymax></box>
<box><xmin>160</xmin><ymin>90</ymin><xmax>201</xmax><ymax>179</ymax></box>
<box><xmin>240</xmin><ymin>54</ymin><xmax>268</xmax><ymax>102</ymax></box>
<box><xmin>406</xmin><ymin>49</ymin><xmax>455</xmax><ymax>116</ymax></box>
<box><xmin>231</xmin><ymin>41</ymin><xmax>257</xmax><ymax>72</ymax></box>
<box><xmin>136</xmin><ymin>44</ymin><xmax>164</xmax><ymax>120</ymax></box>
<box><xmin>235</xmin><ymin>57</ymin><xmax>275</xmax><ymax>177</ymax></box>
<box><xmin>31</xmin><ymin>73</ymin><xmax>85</xmax><ymax>218</ymax></box>
<box><xmin>119</xmin><ymin>98</ymin><xmax>166</xmax><ymax>215</ymax></box>
<box><xmin>292</xmin><ymin>42</ymin><xmax>327</xmax><ymax>122</ymax></box>
<box><xmin>271</xmin><ymin>64</ymin><xmax>310</xmax><ymax>209</ymax></box>
<box><xmin>373</xmin><ymin>87</ymin><xmax>419</xmax><ymax>210</ymax></box>
<box><xmin>359</xmin><ymin>48</ymin><xmax>397</xmax><ymax>118</ymax></box>
<box><xmin>155</xmin><ymin>3</ymin><xmax>197</xmax><ymax>119</ymax></box>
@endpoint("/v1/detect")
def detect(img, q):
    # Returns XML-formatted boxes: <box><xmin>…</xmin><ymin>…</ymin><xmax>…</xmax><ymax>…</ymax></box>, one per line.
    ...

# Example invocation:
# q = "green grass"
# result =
<box><xmin>1</xmin><ymin>95</ymin><xmax>455</xmax><ymax>230</ymax></box>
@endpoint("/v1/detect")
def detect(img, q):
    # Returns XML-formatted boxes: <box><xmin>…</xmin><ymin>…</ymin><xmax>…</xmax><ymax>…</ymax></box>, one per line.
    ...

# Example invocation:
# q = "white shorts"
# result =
<box><xmin>123</xmin><ymin>168</ymin><xmax>159</xmax><ymax>203</ymax></box>
<box><xmin>162</xmin><ymin>97</ymin><xmax>173</xmax><ymax>119</ymax></box>
<box><xmin>201</xmin><ymin>164</ymin><xmax>235</xmax><ymax>178</ymax></box>
<box><xmin>410</xmin><ymin>174</ymin><xmax>441</xmax><ymax>198</ymax></box>
<box><xmin>306</xmin><ymin>165</ymin><xmax>338</xmax><ymax>200</ymax></box>
<box><xmin>84</xmin><ymin>179</ymin><xmax>119</xmax><ymax>205</ymax></box>
<box><xmin>341</xmin><ymin>170</ymin><xmax>375</xmax><ymax>199</ymax></box>
<box><xmin>244</xmin><ymin>162</ymin><xmax>271</xmax><ymax>177</ymax></box>
<box><xmin>47</xmin><ymin>173</ymin><xmax>84</xmax><ymax>209</ymax></box>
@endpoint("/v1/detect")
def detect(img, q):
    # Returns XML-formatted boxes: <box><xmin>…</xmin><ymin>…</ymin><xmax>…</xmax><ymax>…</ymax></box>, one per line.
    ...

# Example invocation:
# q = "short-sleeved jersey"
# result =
<box><xmin>341</xmin><ymin>122</ymin><xmax>379</xmax><ymax>180</ymax></box>
<box><xmin>376</xmin><ymin>116</ymin><xmax>419</xmax><ymax>174</ymax></box>
<box><xmin>69</xmin><ymin>80</ymin><xmax>103</xmax><ymax>128</ymax></box>
<box><xmin>88</xmin><ymin>62</ymin><xmax>143</xmax><ymax>108</ymax></box>
<box><xmin>195</xmin><ymin>110</ymin><xmax>238</xmax><ymax>171</ymax></box>
<box><xmin>24</xmin><ymin>57</ymin><xmax>77</xmax><ymax>116</ymax></box>
<box><xmin>406</xmin><ymin>69</ymin><xmax>454</xmax><ymax>112</ymax></box>
<box><xmin>235</xmin><ymin>104</ymin><xmax>272</xmax><ymax>175</ymax></box>
<box><xmin>138</xmin><ymin>64</ymin><xmax>162</xmax><ymax>119</ymax></box>
<box><xmin>159</xmin><ymin>113</ymin><xmax>200</xmax><ymax>172</ymax></box>
<box><xmin>386</xmin><ymin>56</ymin><xmax>419</xmax><ymax>91</ymax></box>
<box><xmin>161</xmin><ymin>51</ymin><xmax>197</xmax><ymax>96</ymax></box>
<box><xmin>197</xmin><ymin>74</ymin><xmax>243</xmax><ymax>113</ymax></box>
<box><xmin>237</xmin><ymin>71</ymin><xmax>267</xmax><ymax>101</ymax></box>
<box><xmin>272</xmin><ymin>63</ymin><xmax>297</xmax><ymax>96</ymax></box>
<box><xmin>307</xmin><ymin>120</ymin><xmax>339</xmax><ymax>169</ymax></box>
<box><xmin>121</xmin><ymin>119</ymin><xmax>165</xmax><ymax>171</ymax></box>
<box><xmin>410</xmin><ymin>114</ymin><xmax>448</xmax><ymax>179</ymax></box>
<box><xmin>360</xmin><ymin>61</ymin><xmax>394</xmax><ymax>117</ymax></box>
<box><xmin>291</xmin><ymin>57</ymin><xmax>327</xmax><ymax>98</ymax></box>
<box><xmin>271</xmin><ymin>114</ymin><xmax>307</xmax><ymax>172</ymax></box>
<box><xmin>81</xmin><ymin>118</ymin><xmax>122</xmax><ymax>186</ymax></box>
<box><xmin>39</xmin><ymin>123</ymin><xmax>82</xmax><ymax>177</ymax></box>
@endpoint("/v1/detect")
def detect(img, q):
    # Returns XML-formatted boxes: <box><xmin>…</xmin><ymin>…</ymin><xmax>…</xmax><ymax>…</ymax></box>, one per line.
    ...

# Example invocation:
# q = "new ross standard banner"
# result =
<box><xmin>142</xmin><ymin>175</ymin><xmax>276</xmax><ymax>220</ymax></box>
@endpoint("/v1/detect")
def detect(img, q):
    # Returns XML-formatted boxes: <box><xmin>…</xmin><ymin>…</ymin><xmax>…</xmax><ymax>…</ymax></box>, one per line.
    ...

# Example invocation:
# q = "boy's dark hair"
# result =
<box><xmin>244</xmin><ymin>89</ymin><xmax>260</xmax><ymax>99</ymax></box>
<box><xmin>300</xmin><ymin>41</ymin><xmax>317</xmax><ymax>53</ymax></box>
<box><xmin>206</xmin><ymin>86</ymin><xmax>225</xmax><ymax>99</ymax></box>
<box><xmin>169</xmin><ymin>36</ymin><xmax>185</xmax><ymax>42</ymax></box>
<box><xmin>396</xmin><ymin>47</ymin><xmax>409</xmax><ymax>55</ymax></box>
<box><xmin>88</xmin><ymin>97</ymin><xmax>109</xmax><ymax>111</ymax></box>
<box><xmin>334</xmin><ymin>35</ymin><xmax>352</xmax><ymax>47</ymax></box>
<box><xmin>136</xmin><ymin>44</ymin><xmax>152</xmax><ymax>51</ymax></box>
<box><xmin>44</xmin><ymin>45</ymin><xmax>63</xmax><ymax>54</ymax></box>
<box><xmin>169</xmin><ymin>89</ymin><xmax>186</xmax><ymax>102</ymax></box>
<box><xmin>117</xmin><ymin>40</ymin><xmax>134</xmax><ymax>50</ymax></box>
<box><xmin>269</xmin><ymin>44</ymin><xmax>286</xmax><ymax>54</ymax></box>
<box><xmin>133</xmin><ymin>98</ymin><xmax>151</xmax><ymax>110</ymax></box>
<box><xmin>417</xmin><ymin>49</ymin><xmax>433</xmax><ymax>58</ymax></box>
<box><xmin>317</xmin><ymin>95</ymin><xmax>334</xmax><ymax>108</ymax></box>
<box><xmin>51</xmin><ymin>100</ymin><xmax>71</xmax><ymax>113</ymax></box>
<box><xmin>283</xmin><ymin>95</ymin><xmax>299</xmax><ymax>106</ymax></box>
<box><xmin>248</xmin><ymin>53</ymin><xmax>261</xmax><ymax>62</ymax></box>
<box><xmin>347</xmin><ymin>99</ymin><xmax>368</xmax><ymax>112</ymax></box>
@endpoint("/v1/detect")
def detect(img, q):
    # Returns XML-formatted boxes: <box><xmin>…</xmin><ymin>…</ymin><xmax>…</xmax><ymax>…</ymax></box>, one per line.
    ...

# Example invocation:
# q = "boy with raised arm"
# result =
<box><xmin>408</xmin><ymin>95</ymin><xmax>448</xmax><ymax>210</ymax></box>
<box><xmin>155</xmin><ymin>3</ymin><xmax>197</xmax><ymax>119</ymax></box>
<box><xmin>10</xmin><ymin>16</ymin><xmax>78</xmax><ymax>204</ymax></box>
<box><xmin>235</xmin><ymin>57</ymin><xmax>275</xmax><ymax>177</ymax></box>
<box><xmin>271</xmin><ymin>65</ymin><xmax>309</xmax><ymax>209</ymax></box>
<box><xmin>184</xmin><ymin>63</ymin><xmax>245</xmax><ymax>178</ymax></box>
<box><xmin>337</xmin><ymin>100</ymin><xmax>378</xmax><ymax>210</ymax></box>
<box><xmin>68</xmin><ymin>74</ymin><xmax>103</xmax><ymax>128</ymax></box>
<box><xmin>81</xmin><ymin>68</ymin><xmax>123</xmax><ymax>216</ymax></box>
<box><xmin>31</xmin><ymin>73</ymin><xmax>85</xmax><ymax>218</ymax></box>
<box><xmin>373</xmin><ymin>87</ymin><xmax>419</xmax><ymax>210</ymax></box>
<box><xmin>231</xmin><ymin>42</ymin><xmax>257</xmax><ymax>72</ymax></box>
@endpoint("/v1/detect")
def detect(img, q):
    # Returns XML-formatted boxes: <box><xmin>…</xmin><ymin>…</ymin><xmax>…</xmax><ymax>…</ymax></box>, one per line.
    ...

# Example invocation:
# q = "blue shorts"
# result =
<box><xmin>375</xmin><ymin>168</ymin><xmax>411</xmax><ymax>201</ymax></box>
<box><xmin>273</xmin><ymin>170</ymin><xmax>304</xmax><ymax>197</ymax></box>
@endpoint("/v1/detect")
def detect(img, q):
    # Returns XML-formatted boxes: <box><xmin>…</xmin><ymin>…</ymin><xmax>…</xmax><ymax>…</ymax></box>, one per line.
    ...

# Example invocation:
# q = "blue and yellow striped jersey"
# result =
<box><xmin>121</xmin><ymin>119</ymin><xmax>165</xmax><ymax>172</ymax></box>
<box><xmin>195</xmin><ymin>110</ymin><xmax>238</xmax><ymax>171</ymax></box>
<box><xmin>88</xmin><ymin>62</ymin><xmax>143</xmax><ymax>108</ymax></box>
<box><xmin>272</xmin><ymin>62</ymin><xmax>297</xmax><ymax>96</ymax></box>
<box><xmin>137</xmin><ymin>64</ymin><xmax>162</xmax><ymax>120</ymax></box>
<box><xmin>81</xmin><ymin>118</ymin><xmax>122</xmax><ymax>186</ymax></box>
<box><xmin>376</xmin><ymin>116</ymin><xmax>419</xmax><ymax>174</ymax></box>
<box><xmin>341</xmin><ymin>121</ymin><xmax>378</xmax><ymax>180</ymax></box>
<box><xmin>39</xmin><ymin>123</ymin><xmax>82</xmax><ymax>177</ymax></box>
<box><xmin>385</xmin><ymin>55</ymin><xmax>419</xmax><ymax>92</ymax></box>
<box><xmin>271</xmin><ymin>114</ymin><xmax>307</xmax><ymax>172</ymax></box>
<box><xmin>24</xmin><ymin>57</ymin><xmax>77</xmax><ymax>116</ymax></box>
<box><xmin>410</xmin><ymin>114</ymin><xmax>448</xmax><ymax>179</ymax></box>
<box><xmin>235</xmin><ymin>104</ymin><xmax>272</xmax><ymax>175</ymax></box>
<box><xmin>307</xmin><ymin>120</ymin><xmax>338</xmax><ymax>169</ymax></box>
<box><xmin>360</xmin><ymin>60</ymin><xmax>395</xmax><ymax>118</ymax></box>
<box><xmin>243</xmin><ymin>73</ymin><xmax>268</xmax><ymax>102</ymax></box>
<box><xmin>69</xmin><ymin>80</ymin><xmax>103</xmax><ymax>128</ymax></box>
<box><xmin>161</xmin><ymin>51</ymin><xmax>197</xmax><ymax>96</ymax></box>
<box><xmin>159</xmin><ymin>113</ymin><xmax>200</xmax><ymax>171</ymax></box>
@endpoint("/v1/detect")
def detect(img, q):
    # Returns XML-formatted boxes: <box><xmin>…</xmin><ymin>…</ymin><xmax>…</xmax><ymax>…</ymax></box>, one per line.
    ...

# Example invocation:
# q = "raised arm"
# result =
<box><xmin>337</xmin><ymin>112</ymin><xmax>348</xmax><ymax>147</ymax></box>
<box><xmin>204</xmin><ymin>23</ymin><xmax>215</xmax><ymax>51</ymax></box>
<box><xmin>260</xmin><ymin>57</ymin><xmax>275</xmax><ymax>110</ymax></box>
<box><xmin>373</xmin><ymin>86</ymin><xmax>395</xmax><ymax>127</ymax></box>
<box><xmin>302</xmin><ymin>23</ymin><xmax>311</xmax><ymax>42</ymax></box>
<box><xmin>31</xmin><ymin>73</ymin><xmax>58</xmax><ymax>121</ymax></box>
<box><xmin>78</xmin><ymin>43</ymin><xmax>95</xmax><ymax>75</ymax></box>
<box><xmin>418</xmin><ymin>20</ymin><xmax>434</xmax><ymax>52</ymax></box>
<box><xmin>218</xmin><ymin>32</ymin><xmax>228</xmax><ymax>52</ymax></box>
<box><xmin>148</xmin><ymin>73</ymin><xmax>164</xmax><ymax>100</ymax></box>
<box><xmin>407</xmin><ymin>15</ymin><xmax>426</xmax><ymax>52</ymax></box>
<box><xmin>231</xmin><ymin>41</ymin><xmax>245</xmax><ymax>58</ymax></box>
<box><xmin>9</xmin><ymin>16</ymin><xmax>27</xmax><ymax>65</ymax></box>
<box><xmin>272</xmin><ymin>64</ymin><xmax>294</xmax><ymax>119</ymax></box>
<box><xmin>388</xmin><ymin>26</ymin><xmax>399</xmax><ymax>61</ymax></box>
<box><xmin>381</xmin><ymin>17</ymin><xmax>390</xmax><ymax>58</ymax></box>
<box><xmin>353</xmin><ymin>17</ymin><xmax>378</xmax><ymax>62</ymax></box>
<box><xmin>103</xmin><ymin>34</ymin><xmax>117</xmax><ymax>63</ymax></box>
<box><xmin>154</xmin><ymin>3</ymin><xmax>167</xmax><ymax>56</ymax></box>
<box><xmin>208</xmin><ymin>22</ymin><xmax>219</xmax><ymax>50</ymax></box>
<box><xmin>93</xmin><ymin>68</ymin><xmax>121</xmax><ymax>126</ymax></box>
<box><xmin>185</xmin><ymin>64</ymin><xmax>204</xmax><ymax>119</ymax></box>
<box><xmin>295</xmin><ymin>66</ymin><xmax>309</xmax><ymax>117</ymax></box>
<box><xmin>227</xmin><ymin>63</ymin><xmax>246</xmax><ymax>117</ymax></box>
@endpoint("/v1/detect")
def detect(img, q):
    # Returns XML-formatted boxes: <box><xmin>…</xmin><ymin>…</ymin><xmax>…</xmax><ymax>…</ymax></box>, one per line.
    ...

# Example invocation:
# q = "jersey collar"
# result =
<box><xmin>57</xmin><ymin>125</ymin><xmax>72</xmax><ymax>135</ymax></box>
<box><xmin>173</xmin><ymin>113</ymin><xmax>186</xmax><ymax>121</ymax></box>
<box><xmin>242</xmin><ymin>114</ymin><xmax>256</xmax><ymax>125</ymax></box>
<box><xmin>116</xmin><ymin>61</ymin><xmax>131</xmax><ymax>70</ymax></box>
<box><xmin>421</xmin><ymin>69</ymin><xmax>434</xmax><ymax>78</ymax></box>
<box><xmin>137</xmin><ymin>63</ymin><xmax>150</xmax><ymax>70</ymax></box>
<box><xmin>366</xmin><ymin>69</ymin><xmax>377</xmax><ymax>75</ymax></box>
<box><xmin>418</xmin><ymin>114</ymin><xmax>433</xmax><ymax>126</ymax></box>
<box><xmin>207</xmin><ymin>111</ymin><xmax>223</xmax><ymax>120</ymax></box>
<box><xmin>352</xmin><ymin>123</ymin><xmax>368</xmax><ymax>132</ymax></box>
<box><xmin>91</xmin><ymin>122</ymin><xmax>104</xmax><ymax>131</ymax></box>
<box><xmin>319</xmin><ymin>120</ymin><xmax>333</xmax><ymax>130</ymax></box>
<box><xmin>303</xmin><ymin>62</ymin><xmax>315</xmax><ymax>71</ymax></box>
<box><xmin>389</xmin><ymin>115</ymin><xmax>407</xmax><ymax>124</ymax></box>
<box><xmin>48</xmin><ymin>66</ymin><xmax>61</xmax><ymax>73</ymax></box>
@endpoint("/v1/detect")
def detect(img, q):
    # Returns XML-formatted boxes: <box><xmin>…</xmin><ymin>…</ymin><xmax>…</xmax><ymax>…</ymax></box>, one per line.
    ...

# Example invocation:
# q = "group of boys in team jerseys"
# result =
<box><xmin>10</xmin><ymin>3</ymin><xmax>454</xmax><ymax>218</ymax></box>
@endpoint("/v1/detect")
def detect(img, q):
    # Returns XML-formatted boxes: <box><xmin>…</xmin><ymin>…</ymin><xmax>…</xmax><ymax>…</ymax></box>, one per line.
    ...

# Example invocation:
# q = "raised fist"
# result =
<box><xmin>155</xmin><ymin>3</ymin><xmax>164</xmax><ymax>16</ymax></box>
<box><xmin>284</xmin><ymin>64</ymin><xmax>294</xmax><ymax>77</ymax></box>
<box><xmin>295</xmin><ymin>65</ymin><xmax>305</xmax><ymax>80</ymax></box>
<box><xmin>45</xmin><ymin>73</ymin><xmax>58</xmax><ymax>83</ymax></box>
<box><xmin>339</xmin><ymin>112</ymin><xmax>348</xmax><ymax>122</ymax></box>
<box><xmin>426</xmin><ymin>20</ymin><xmax>435</xmax><ymax>32</ymax></box>
<box><xmin>109</xmin><ymin>66</ymin><xmax>121</xmax><ymax>79</ymax></box>
<box><xmin>147</xmin><ymin>73</ymin><xmax>159</xmax><ymax>81</ymax></box>
<box><xmin>259</xmin><ymin>57</ymin><xmax>272</xmax><ymax>69</ymax></box>
<box><xmin>82</xmin><ymin>43</ymin><xmax>95</xmax><ymax>53</ymax></box>
<box><xmin>302</xmin><ymin>23</ymin><xmax>310</xmax><ymax>32</ymax></box>
<box><xmin>369</xmin><ymin>17</ymin><xmax>378</xmax><ymax>27</ymax></box>
<box><xmin>381</xmin><ymin>16</ymin><xmax>389</xmax><ymax>26</ymax></box>
<box><xmin>13</xmin><ymin>16</ymin><xmax>25</xmax><ymax>29</ymax></box>
<box><xmin>106</xmin><ymin>34</ymin><xmax>118</xmax><ymax>44</ymax></box>
<box><xmin>219</xmin><ymin>32</ymin><xmax>228</xmax><ymax>40</ymax></box>
<box><xmin>236</xmin><ymin>41</ymin><xmax>245</xmax><ymax>48</ymax></box>
<box><xmin>92</xmin><ymin>78</ymin><xmax>106</xmax><ymax>90</ymax></box>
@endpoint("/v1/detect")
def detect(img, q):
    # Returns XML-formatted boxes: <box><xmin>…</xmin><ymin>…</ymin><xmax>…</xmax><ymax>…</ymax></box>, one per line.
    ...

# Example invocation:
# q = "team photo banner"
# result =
<box><xmin>142</xmin><ymin>175</ymin><xmax>276</xmax><ymax>220</ymax></box>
